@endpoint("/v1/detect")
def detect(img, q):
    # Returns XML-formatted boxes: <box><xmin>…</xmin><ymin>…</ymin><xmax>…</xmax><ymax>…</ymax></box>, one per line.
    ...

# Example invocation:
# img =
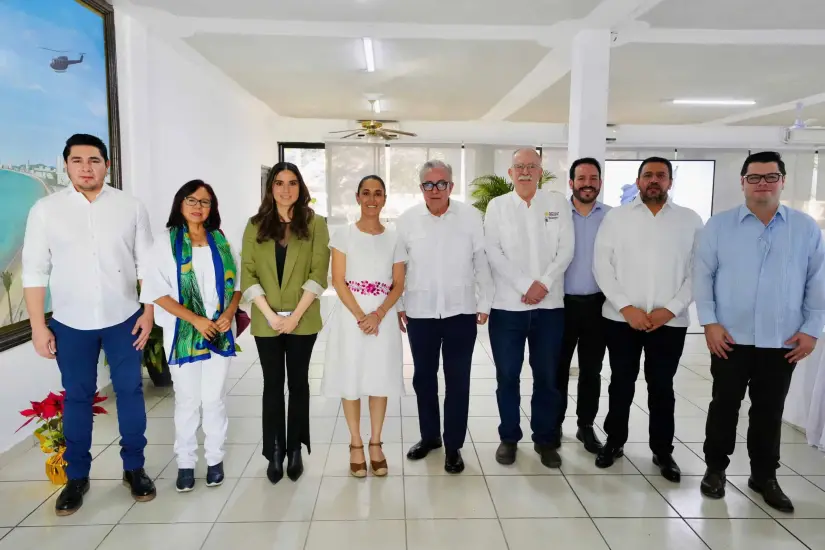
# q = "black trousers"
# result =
<box><xmin>557</xmin><ymin>293</ymin><xmax>607</xmax><ymax>429</ymax></box>
<box><xmin>255</xmin><ymin>333</ymin><xmax>318</xmax><ymax>460</ymax></box>
<box><xmin>703</xmin><ymin>346</ymin><xmax>796</xmax><ymax>480</ymax></box>
<box><xmin>603</xmin><ymin>319</ymin><xmax>687</xmax><ymax>456</ymax></box>
<box><xmin>406</xmin><ymin>314</ymin><xmax>477</xmax><ymax>452</ymax></box>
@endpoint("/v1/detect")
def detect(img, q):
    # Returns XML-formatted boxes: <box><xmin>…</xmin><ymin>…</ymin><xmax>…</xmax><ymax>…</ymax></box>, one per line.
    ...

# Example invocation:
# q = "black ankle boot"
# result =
<box><xmin>267</xmin><ymin>446</ymin><xmax>286</xmax><ymax>485</ymax></box>
<box><xmin>286</xmin><ymin>449</ymin><xmax>304</xmax><ymax>481</ymax></box>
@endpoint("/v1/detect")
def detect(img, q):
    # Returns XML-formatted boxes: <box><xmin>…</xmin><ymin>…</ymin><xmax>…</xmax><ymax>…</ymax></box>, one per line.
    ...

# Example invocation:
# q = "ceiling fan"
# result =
<box><xmin>787</xmin><ymin>101</ymin><xmax>823</xmax><ymax>130</ymax></box>
<box><xmin>327</xmin><ymin>119</ymin><xmax>417</xmax><ymax>141</ymax></box>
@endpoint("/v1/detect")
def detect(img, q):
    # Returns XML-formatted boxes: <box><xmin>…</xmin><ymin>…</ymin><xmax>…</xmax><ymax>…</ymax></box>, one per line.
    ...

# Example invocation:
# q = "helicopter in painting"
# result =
<box><xmin>39</xmin><ymin>47</ymin><xmax>85</xmax><ymax>72</ymax></box>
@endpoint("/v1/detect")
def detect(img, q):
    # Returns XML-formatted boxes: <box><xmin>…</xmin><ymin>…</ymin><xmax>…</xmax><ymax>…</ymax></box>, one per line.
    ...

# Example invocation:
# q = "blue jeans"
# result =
<box><xmin>51</xmin><ymin>310</ymin><xmax>148</xmax><ymax>480</ymax></box>
<box><xmin>489</xmin><ymin>308</ymin><xmax>564</xmax><ymax>445</ymax></box>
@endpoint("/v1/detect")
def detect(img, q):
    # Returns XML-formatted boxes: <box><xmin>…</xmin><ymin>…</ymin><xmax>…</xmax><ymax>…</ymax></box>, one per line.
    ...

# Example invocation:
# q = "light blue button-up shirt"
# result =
<box><xmin>693</xmin><ymin>204</ymin><xmax>825</xmax><ymax>349</ymax></box>
<box><xmin>564</xmin><ymin>200</ymin><xmax>609</xmax><ymax>295</ymax></box>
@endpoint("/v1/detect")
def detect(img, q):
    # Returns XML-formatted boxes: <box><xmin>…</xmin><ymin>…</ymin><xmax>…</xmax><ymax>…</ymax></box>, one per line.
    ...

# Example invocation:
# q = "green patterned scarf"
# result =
<box><xmin>168</xmin><ymin>225</ymin><xmax>237</xmax><ymax>365</ymax></box>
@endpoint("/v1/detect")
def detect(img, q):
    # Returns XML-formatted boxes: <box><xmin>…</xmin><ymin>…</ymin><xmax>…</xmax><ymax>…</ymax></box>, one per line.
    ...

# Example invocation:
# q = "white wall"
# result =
<box><xmin>116</xmin><ymin>11</ymin><xmax>281</xmax><ymax>246</ymax></box>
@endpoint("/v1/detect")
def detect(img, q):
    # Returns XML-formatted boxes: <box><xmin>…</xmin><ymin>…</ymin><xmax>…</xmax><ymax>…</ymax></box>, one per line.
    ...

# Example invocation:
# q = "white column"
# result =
<box><xmin>566</xmin><ymin>29</ymin><xmax>611</xmax><ymax>178</ymax></box>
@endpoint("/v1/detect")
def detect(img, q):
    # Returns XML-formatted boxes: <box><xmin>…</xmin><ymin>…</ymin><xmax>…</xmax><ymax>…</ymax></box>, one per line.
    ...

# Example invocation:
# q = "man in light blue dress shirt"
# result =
<box><xmin>556</xmin><ymin>158</ymin><xmax>610</xmax><ymax>453</ymax></box>
<box><xmin>693</xmin><ymin>151</ymin><xmax>825</xmax><ymax>513</ymax></box>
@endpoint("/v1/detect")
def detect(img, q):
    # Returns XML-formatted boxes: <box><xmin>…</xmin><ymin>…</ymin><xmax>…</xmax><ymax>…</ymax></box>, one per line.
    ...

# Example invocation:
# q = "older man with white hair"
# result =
<box><xmin>484</xmin><ymin>148</ymin><xmax>574</xmax><ymax>469</ymax></box>
<box><xmin>396</xmin><ymin>159</ymin><xmax>494</xmax><ymax>474</ymax></box>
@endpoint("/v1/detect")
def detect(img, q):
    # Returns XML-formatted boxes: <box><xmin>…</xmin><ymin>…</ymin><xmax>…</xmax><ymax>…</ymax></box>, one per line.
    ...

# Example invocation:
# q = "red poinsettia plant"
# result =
<box><xmin>17</xmin><ymin>391</ymin><xmax>108</xmax><ymax>454</ymax></box>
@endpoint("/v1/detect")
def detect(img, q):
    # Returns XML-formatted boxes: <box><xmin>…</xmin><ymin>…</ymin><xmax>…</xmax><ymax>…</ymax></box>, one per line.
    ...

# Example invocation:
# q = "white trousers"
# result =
<box><xmin>169</xmin><ymin>355</ymin><xmax>230</xmax><ymax>469</ymax></box>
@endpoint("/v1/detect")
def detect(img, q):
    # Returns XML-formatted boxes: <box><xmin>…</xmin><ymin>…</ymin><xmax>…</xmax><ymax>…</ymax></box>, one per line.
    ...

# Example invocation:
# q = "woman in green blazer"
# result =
<box><xmin>241</xmin><ymin>161</ymin><xmax>330</xmax><ymax>484</ymax></box>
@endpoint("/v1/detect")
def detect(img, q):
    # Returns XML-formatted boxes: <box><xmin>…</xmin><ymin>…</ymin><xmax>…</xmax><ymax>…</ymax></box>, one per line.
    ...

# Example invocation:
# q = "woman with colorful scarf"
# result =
<box><xmin>140</xmin><ymin>180</ymin><xmax>241</xmax><ymax>492</ymax></box>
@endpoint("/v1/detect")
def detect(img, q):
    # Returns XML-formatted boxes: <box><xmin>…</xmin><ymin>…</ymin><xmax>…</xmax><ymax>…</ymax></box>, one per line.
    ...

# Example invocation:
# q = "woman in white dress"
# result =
<box><xmin>322</xmin><ymin>175</ymin><xmax>406</xmax><ymax>477</ymax></box>
<box><xmin>140</xmin><ymin>180</ymin><xmax>241</xmax><ymax>492</ymax></box>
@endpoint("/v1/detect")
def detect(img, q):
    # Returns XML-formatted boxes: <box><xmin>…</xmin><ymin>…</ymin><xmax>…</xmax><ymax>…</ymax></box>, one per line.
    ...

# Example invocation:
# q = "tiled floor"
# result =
<box><xmin>1</xmin><ymin>298</ymin><xmax>825</xmax><ymax>549</ymax></box>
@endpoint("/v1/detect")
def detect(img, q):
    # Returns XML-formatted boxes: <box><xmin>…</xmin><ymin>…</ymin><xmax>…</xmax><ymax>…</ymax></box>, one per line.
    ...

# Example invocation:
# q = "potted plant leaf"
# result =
<box><xmin>469</xmin><ymin>170</ymin><xmax>556</xmax><ymax>214</ymax></box>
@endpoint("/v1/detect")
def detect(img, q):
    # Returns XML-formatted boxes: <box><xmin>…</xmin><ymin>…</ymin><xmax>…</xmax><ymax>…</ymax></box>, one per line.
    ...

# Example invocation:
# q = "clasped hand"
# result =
<box><xmin>621</xmin><ymin>306</ymin><xmax>674</xmax><ymax>332</ymax></box>
<box><xmin>521</xmin><ymin>281</ymin><xmax>548</xmax><ymax>305</ymax></box>
<box><xmin>357</xmin><ymin>310</ymin><xmax>382</xmax><ymax>335</ymax></box>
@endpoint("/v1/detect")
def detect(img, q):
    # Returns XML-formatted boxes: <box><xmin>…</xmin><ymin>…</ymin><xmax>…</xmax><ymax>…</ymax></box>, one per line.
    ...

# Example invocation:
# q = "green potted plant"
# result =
<box><xmin>469</xmin><ymin>170</ymin><xmax>556</xmax><ymax>214</ymax></box>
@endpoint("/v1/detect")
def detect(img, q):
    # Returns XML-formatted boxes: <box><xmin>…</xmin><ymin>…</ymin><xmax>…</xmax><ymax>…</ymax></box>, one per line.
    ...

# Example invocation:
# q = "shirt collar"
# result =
<box><xmin>69</xmin><ymin>182</ymin><xmax>110</xmax><ymax>201</ymax></box>
<box><xmin>570</xmin><ymin>198</ymin><xmax>604</xmax><ymax>216</ymax></box>
<box><xmin>420</xmin><ymin>199</ymin><xmax>455</xmax><ymax>217</ymax></box>
<box><xmin>738</xmin><ymin>203</ymin><xmax>787</xmax><ymax>223</ymax></box>
<box><xmin>631</xmin><ymin>193</ymin><xmax>672</xmax><ymax>211</ymax></box>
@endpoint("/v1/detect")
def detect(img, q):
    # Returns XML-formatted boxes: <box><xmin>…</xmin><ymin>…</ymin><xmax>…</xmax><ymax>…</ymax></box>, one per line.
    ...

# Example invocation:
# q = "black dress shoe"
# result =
<box><xmin>576</xmin><ymin>426</ymin><xmax>604</xmax><ymax>454</ymax></box>
<box><xmin>495</xmin><ymin>442</ymin><xmax>518</xmax><ymax>465</ymax></box>
<box><xmin>286</xmin><ymin>449</ymin><xmax>304</xmax><ymax>481</ymax></box>
<box><xmin>267</xmin><ymin>447</ymin><xmax>286</xmax><ymax>484</ymax></box>
<box><xmin>406</xmin><ymin>439</ymin><xmax>442</xmax><ymax>460</ymax></box>
<box><xmin>595</xmin><ymin>444</ymin><xmax>623</xmax><ymax>469</ymax></box>
<box><xmin>700</xmin><ymin>469</ymin><xmax>726</xmax><ymax>499</ymax></box>
<box><xmin>123</xmin><ymin>468</ymin><xmax>156</xmax><ymax>502</ymax></box>
<box><xmin>653</xmin><ymin>454</ymin><xmax>681</xmax><ymax>482</ymax></box>
<box><xmin>55</xmin><ymin>478</ymin><xmax>89</xmax><ymax>516</ymax></box>
<box><xmin>748</xmin><ymin>477</ymin><xmax>794</xmax><ymax>513</ymax></box>
<box><xmin>176</xmin><ymin>469</ymin><xmax>195</xmax><ymax>492</ymax></box>
<box><xmin>445</xmin><ymin>450</ymin><xmax>465</xmax><ymax>474</ymax></box>
<box><xmin>534</xmin><ymin>443</ymin><xmax>562</xmax><ymax>469</ymax></box>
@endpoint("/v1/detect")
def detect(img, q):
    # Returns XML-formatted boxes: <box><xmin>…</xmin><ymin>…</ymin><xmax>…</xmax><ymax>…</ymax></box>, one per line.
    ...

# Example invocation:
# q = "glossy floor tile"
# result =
<box><xmin>1</xmin><ymin>309</ymin><xmax>823</xmax><ymax>549</ymax></box>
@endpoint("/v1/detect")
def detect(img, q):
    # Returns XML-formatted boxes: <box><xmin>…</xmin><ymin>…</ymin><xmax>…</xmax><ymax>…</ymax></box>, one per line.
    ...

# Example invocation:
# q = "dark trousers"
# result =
<box><xmin>703</xmin><ymin>346</ymin><xmax>795</xmax><ymax>480</ymax></box>
<box><xmin>489</xmin><ymin>308</ymin><xmax>564</xmax><ymax>445</ymax></box>
<box><xmin>557</xmin><ymin>293</ymin><xmax>607</xmax><ymax>429</ymax></box>
<box><xmin>255</xmin><ymin>333</ymin><xmax>317</xmax><ymax>460</ymax></box>
<box><xmin>51</xmin><ymin>309</ymin><xmax>147</xmax><ymax>480</ymax></box>
<box><xmin>603</xmin><ymin>319</ymin><xmax>687</xmax><ymax>456</ymax></box>
<box><xmin>406</xmin><ymin>314</ymin><xmax>477</xmax><ymax>452</ymax></box>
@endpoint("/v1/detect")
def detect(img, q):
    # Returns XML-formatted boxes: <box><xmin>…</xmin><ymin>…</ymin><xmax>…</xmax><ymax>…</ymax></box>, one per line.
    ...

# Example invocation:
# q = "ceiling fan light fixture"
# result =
<box><xmin>362</xmin><ymin>37</ymin><xmax>375</xmax><ymax>72</ymax></box>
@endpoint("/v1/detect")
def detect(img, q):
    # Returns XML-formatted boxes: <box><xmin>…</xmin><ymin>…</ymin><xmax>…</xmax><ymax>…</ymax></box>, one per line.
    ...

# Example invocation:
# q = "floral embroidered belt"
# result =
<box><xmin>347</xmin><ymin>280</ymin><xmax>391</xmax><ymax>296</ymax></box>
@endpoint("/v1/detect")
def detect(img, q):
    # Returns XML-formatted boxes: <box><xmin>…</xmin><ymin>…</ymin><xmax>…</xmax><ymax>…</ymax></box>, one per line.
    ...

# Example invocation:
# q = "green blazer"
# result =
<box><xmin>240</xmin><ymin>214</ymin><xmax>330</xmax><ymax>337</ymax></box>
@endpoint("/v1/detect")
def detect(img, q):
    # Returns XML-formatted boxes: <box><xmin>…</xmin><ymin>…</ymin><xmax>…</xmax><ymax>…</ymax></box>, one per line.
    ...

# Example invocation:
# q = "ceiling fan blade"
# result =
<box><xmin>338</xmin><ymin>131</ymin><xmax>362</xmax><ymax>139</ymax></box>
<box><xmin>387</xmin><ymin>129</ymin><xmax>417</xmax><ymax>136</ymax></box>
<box><xmin>328</xmin><ymin>129</ymin><xmax>361</xmax><ymax>134</ymax></box>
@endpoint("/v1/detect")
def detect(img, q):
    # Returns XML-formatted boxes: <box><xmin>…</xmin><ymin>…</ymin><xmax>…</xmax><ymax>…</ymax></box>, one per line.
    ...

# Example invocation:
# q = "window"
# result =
<box><xmin>279</xmin><ymin>142</ymin><xmax>328</xmax><ymax>217</ymax></box>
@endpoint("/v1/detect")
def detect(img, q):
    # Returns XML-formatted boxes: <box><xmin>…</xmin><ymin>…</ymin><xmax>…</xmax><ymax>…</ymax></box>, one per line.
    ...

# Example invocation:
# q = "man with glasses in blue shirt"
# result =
<box><xmin>694</xmin><ymin>151</ymin><xmax>825</xmax><ymax>513</ymax></box>
<box><xmin>397</xmin><ymin>160</ymin><xmax>494</xmax><ymax>474</ymax></box>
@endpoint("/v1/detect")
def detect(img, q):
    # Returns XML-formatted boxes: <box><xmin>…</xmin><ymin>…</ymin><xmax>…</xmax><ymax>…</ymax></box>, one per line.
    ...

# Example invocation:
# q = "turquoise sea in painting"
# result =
<box><xmin>0</xmin><ymin>170</ymin><xmax>48</xmax><ymax>272</ymax></box>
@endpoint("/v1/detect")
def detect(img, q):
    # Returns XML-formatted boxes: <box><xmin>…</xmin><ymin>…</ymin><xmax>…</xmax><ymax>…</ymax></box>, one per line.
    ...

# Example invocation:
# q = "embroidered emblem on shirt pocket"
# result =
<box><xmin>545</xmin><ymin>211</ymin><xmax>559</xmax><ymax>223</ymax></box>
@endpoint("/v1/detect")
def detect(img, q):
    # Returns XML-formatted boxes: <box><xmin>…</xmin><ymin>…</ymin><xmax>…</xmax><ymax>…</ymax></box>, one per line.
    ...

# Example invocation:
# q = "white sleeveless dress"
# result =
<box><xmin>321</xmin><ymin>223</ymin><xmax>406</xmax><ymax>399</ymax></box>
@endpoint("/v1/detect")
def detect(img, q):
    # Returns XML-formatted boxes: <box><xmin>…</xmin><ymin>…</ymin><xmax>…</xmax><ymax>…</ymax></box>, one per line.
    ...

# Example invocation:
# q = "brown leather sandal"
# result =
<box><xmin>369</xmin><ymin>441</ymin><xmax>388</xmax><ymax>477</ymax></box>
<box><xmin>349</xmin><ymin>444</ymin><xmax>367</xmax><ymax>478</ymax></box>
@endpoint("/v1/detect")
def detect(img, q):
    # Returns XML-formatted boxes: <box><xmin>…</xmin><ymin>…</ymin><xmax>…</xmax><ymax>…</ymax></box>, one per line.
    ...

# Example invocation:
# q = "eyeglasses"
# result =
<box><xmin>745</xmin><ymin>173</ymin><xmax>783</xmax><ymax>184</ymax></box>
<box><xmin>513</xmin><ymin>163</ymin><xmax>540</xmax><ymax>171</ymax></box>
<box><xmin>184</xmin><ymin>197</ymin><xmax>212</xmax><ymax>208</ymax></box>
<box><xmin>421</xmin><ymin>180</ymin><xmax>450</xmax><ymax>191</ymax></box>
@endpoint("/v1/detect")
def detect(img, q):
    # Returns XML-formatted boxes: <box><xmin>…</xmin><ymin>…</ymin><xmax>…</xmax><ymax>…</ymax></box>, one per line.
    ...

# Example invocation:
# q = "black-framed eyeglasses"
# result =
<box><xmin>745</xmin><ymin>173</ymin><xmax>783</xmax><ymax>184</ymax></box>
<box><xmin>421</xmin><ymin>180</ymin><xmax>450</xmax><ymax>191</ymax></box>
<box><xmin>184</xmin><ymin>196</ymin><xmax>212</xmax><ymax>208</ymax></box>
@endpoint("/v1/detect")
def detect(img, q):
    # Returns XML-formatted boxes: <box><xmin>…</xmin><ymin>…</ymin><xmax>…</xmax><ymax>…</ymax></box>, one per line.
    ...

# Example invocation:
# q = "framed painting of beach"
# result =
<box><xmin>0</xmin><ymin>0</ymin><xmax>121</xmax><ymax>352</ymax></box>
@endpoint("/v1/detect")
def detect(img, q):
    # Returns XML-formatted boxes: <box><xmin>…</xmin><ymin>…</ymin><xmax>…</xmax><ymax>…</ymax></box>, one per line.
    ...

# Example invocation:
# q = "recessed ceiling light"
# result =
<box><xmin>371</xmin><ymin>99</ymin><xmax>381</xmax><ymax>114</ymax></box>
<box><xmin>362</xmin><ymin>37</ymin><xmax>375</xmax><ymax>72</ymax></box>
<box><xmin>672</xmin><ymin>99</ymin><xmax>756</xmax><ymax>106</ymax></box>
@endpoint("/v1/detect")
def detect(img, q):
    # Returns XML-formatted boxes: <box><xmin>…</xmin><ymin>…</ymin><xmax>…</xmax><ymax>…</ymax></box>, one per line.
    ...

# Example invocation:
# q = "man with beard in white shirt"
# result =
<box><xmin>484</xmin><ymin>148</ymin><xmax>574</xmax><ymax>469</ymax></box>
<box><xmin>592</xmin><ymin>156</ymin><xmax>703</xmax><ymax>482</ymax></box>
<box><xmin>398</xmin><ymin>159</ymin><xmax>494</xmax><ymax>474</ymax></box>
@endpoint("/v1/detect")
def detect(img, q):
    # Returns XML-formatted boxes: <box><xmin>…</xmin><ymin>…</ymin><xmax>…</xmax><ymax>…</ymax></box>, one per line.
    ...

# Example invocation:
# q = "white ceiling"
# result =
<box><xmin>126</xmin><ymin>0</ymin><xmax>825</xmax><ymax>126</ymax></box>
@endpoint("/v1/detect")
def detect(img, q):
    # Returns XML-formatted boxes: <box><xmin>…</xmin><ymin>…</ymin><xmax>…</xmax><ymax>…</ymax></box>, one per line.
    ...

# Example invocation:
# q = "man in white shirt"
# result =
<box><xmin>484</xmin><ymin>148</ymin><xmax>574</xmax><ymax>469</ymax></box>
<box><xmin>23</xmin><ymin>134</ymin><xmax>156</xmax><ymax>516</ymax></box>
<box><xmin>592</xmin><ymin>156</ymin><xmax>703</xmax><ymax>482</ymax></box>
<box><xmin>397</xmin><ymin>159</ymin><xmax>494</xmax><ymax>474</ymax></box>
